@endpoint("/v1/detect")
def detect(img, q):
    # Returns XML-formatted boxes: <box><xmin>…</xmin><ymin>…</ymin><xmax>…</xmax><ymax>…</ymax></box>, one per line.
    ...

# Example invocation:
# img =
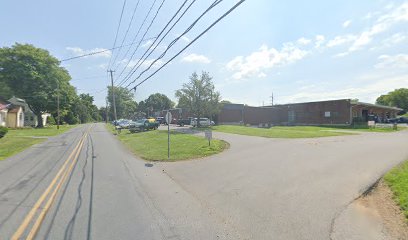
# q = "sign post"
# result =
<box><xmin>205</xmin><ymin>130</ymin><xmax>212</xmax><ymax>146</ymax></box>
<box><xmin>165</xmin><ymin>111</ymin><xmax>172</xmax><ymax>159</ymax></box>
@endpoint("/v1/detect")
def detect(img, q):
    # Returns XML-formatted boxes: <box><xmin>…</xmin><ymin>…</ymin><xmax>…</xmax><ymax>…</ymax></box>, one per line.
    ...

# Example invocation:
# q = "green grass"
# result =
<box><xmin>384</xmin><ymin>160</ymin><xmax>408</xmax><ymax>220</ymax></box>
<box><xmin>321</xmin><ymin>125</ymin><xmax>406</xmax><ymax>132</ymax></box>
<box><xmin>0</xmin><ymin>125</ymin><xmax>76</xmax><ymax>160</ymax></box>
<box><xmin>209</xmin><ymin>125</ymin><xmax>353</xmax><ymax>138</ymax></box>
<box><xmin>106</xmin><ymin>125</ymin><xmax>228</xmax><ymax>161</ymax></box>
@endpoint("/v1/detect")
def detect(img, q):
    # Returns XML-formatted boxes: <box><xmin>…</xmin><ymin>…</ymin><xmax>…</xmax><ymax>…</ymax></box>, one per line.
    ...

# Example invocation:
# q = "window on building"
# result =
<box><xmin>324</xmin><ymin>111</ymin><xmax>331</xmax><ymax>117</ymax></box>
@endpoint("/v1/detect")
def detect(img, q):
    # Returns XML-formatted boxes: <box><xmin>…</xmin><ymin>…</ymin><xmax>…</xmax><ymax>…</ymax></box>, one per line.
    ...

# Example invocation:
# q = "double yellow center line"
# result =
<box><xmin>12</xmin><ymin>125</ymin><xmax>93</xmax><ymax>240</ymax></box>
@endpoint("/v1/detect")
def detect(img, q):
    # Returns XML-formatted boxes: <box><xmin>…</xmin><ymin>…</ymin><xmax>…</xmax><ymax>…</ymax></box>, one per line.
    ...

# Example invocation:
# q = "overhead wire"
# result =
<box><xmin>128</xmin><ymin>0</ymin><xmax>246</xmax><ymax>90</ymax></box>
<box><xmin>116</xmin><ymin>0</ymin><xmax>195</xmax><ymax>87</ymax></box>
<box><xmin>107</xmin><ymin>0</ymin><xmax>127</xmax><ymax>70</ymax></box>
<box><xmin>124</xmin><ymin>0</ymin><xmax>224</xmax><ymax>88</ymax></box>
<box><xmin>59</xmin><ymin>36</ymin><xmax>156</xmax><ymax>62</ymax></box>
<box><xmin>113</xmin><ymin>0</ymin><xmax>163</xmax><ymax>80</ymax></box>
<box><xmin>109</xmin><ymin>0</ymin><xmax>141</xmax><ymax>70</ymax></box>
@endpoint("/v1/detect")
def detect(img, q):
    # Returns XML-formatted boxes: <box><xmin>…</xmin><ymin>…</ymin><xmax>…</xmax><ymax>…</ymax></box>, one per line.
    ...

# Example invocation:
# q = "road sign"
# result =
<box><xmin>205</xmin><ymin>130</ymin><xmax>212</xmax><ymax>140</ymax></box>
<box><xmin>165</xmin><ymin>112</ymin><xmax>172</xmax><ymax>124</ymax></box>
<box><xmin>205</xmin><ymin>130</ymin><xmax>212</xmax><ymax>146</ymax></box>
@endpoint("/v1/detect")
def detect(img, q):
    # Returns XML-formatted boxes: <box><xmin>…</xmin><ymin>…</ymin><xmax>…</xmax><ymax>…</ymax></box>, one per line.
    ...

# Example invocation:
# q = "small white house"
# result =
<box><xmin>6</xmin><ymin>105</ymin><xmax>24</xmax><ymax>128</ymax></box>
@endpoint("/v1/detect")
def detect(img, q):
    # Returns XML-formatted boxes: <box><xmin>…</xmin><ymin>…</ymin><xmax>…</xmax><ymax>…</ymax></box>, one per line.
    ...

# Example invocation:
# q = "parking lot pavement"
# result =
<box><xmin>158</xmin><ymin>128</ymin><xmax>408</xmax><ymax>239</ymax></box>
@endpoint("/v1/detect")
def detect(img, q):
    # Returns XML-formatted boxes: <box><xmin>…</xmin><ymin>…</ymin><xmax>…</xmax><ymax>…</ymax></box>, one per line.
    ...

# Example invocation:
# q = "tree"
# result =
<box><xmin>138</xmin><ymin>93</ymin><xmax>174</xmax><ymax>117</ymax></box>
<box><xmin>107</xmin><ymin>86</ymin><xmax>137</xmax><ymax>119</ymax></box>
<box><xmin>0</xmin><ymin>43</ymin><xmax>76</xmax><ymax>127</ymax></box>
<box><xmin>376</xmin><ymin>88</ymin><xmax>408</xmax><ymax>112</ymax></box>
<box><xmin>175</xmin><ymin>71</ymin><xmax>220</xmax><ymax>126</ymax></box>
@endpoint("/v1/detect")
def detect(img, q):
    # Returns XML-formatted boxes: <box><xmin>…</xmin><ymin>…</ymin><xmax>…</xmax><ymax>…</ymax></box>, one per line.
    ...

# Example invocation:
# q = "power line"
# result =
<box><xmin>113</xmin><ymin>0</ymin><xmax>162</xmax><ymax>79</ymax></box>
<box><xmin>107</xmin><ymin>0</ymin><xmax>127</xmax><ymax>70</ymax></box>
<box><xmin>124</xmin><ymin>0</ymin><xmax>224</xmax><ymax>88</ymax></box>
<box><xmin>110</xmin><ymin>0</ymin><xmax>141</xmax><ymax>69</ymax></box>
<box><xmin>59</xmin><ymin>37</ymin><xmax>156</xmax><ymax>62</ymax></box>
<box><xmin>129</xmin><ymin>0</ymin><xmax>246</xmax><ymax>90</ymax></box>
<box><xmin>117</xmin><ymin>0</ymin><xmax>196</xmax><ymax>87</ymax></box>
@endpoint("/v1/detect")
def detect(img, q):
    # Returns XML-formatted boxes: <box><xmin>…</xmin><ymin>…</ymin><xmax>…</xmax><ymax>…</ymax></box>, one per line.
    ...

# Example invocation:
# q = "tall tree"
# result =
<box><xmin>175</xmin><ymin>71</ymin><xmax>220</xmax><ymax>126</ymax></box>
<box><xmin>107</xmin><ymin>86</ymin><xmax>137</xmax><ymax>119</ymax></box>
<box><xmin>376</xmin><ymin>88</ymin><xmax>408</xmax><ymax>112</ymax></box>
<box><xmin>0</xmin><ymin>43</ymin><xmax>75</xmax><ymax>127</ymax></box>
<box><xmin>138</xmin><ymin>93</ymin><xmax>174</xmax><ymax>116</ymax></box>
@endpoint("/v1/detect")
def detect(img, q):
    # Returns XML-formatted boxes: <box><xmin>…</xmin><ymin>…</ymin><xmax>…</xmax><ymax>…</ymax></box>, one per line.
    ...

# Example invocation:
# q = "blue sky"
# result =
<box><xmin>1</xmin><ymin>0</ymin><xmax>408</xmax><ymax>107</ymax></box>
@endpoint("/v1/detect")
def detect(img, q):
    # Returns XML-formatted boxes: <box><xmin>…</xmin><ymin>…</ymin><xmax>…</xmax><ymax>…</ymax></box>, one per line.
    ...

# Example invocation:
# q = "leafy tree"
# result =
<box><xmin>175</xmin><ymin>71</ymin><xmax>220</xmax><ymax>126</ymax></box>
<box><xmin>0</xmin><ymin>43</ymin><xmax>76</xmax><ymax>127</ymax></box>
<box><xmin>107</xmin><ymin>86</ymin><xmax>137</xmax><ymax>119</ymax></box>
<box><xmin>376</xmin><ymin>88</ymin><xmax>408</xmax><ymax>112</ymax></box>
<box><xmin>138</xmin><ymin>93</ymin><xmax>174</xmax><ymax>117</ymax></box>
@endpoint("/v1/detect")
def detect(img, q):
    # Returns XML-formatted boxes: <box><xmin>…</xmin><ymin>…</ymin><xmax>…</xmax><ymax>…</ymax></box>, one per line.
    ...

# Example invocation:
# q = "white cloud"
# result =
<box><xmin>141</xmin><ymin>40</ymin><xmax>153</xmax><ymax>48</ymax></box>
<box><xmin>66</xmin><ymin>47</ymin><xmax>111</xmax><ymax>58</ymax></box>
<box><xmin>314</xmin><ymin>35</ymin><xmax>325</xmax><ymax>48</ymax></box>
<box><xmin>297</xmin><ymin>37</ymin><xmax>311</xmax><ymax>45</ymax></box>
<box><xmin>383</xmin><ymin>32</ymin><xmax>408</xmax><ymax>45</ymax></box>
<box><xmin>181</xmin><ymin>53</ymin><xmax>211</xmax><ymax>64</ymax></box>
<box><xmin>375</xmin><ymin>54</ymin><xmax>408</xmax><ymax>68</ymax></box>
<box><xmin>257</xmin><ymin>72</ymin><xmax>267</xmax><ymax>78</ymax></box>
<box><xmin>326</xmin><ymin>34</ymin><xmax>357</xmax><ymax>47</ymax></box>
<box><xmin>181</xmin><ymin>36</ymin><xmax>190</xmax><ymax>42</ymax></box>
<box><xmin>325</xmin><ymin>3</ymin><xmax>408</xmax><ymax>57</ymax></box>
<box><xmin>281</xmin><ymin>74</ymin><xmax>408</xmax><ymax>103</ymax></box>
<box><xmin>349</xmin><ymin>3</ymin><xmax>408</xmax><ymax>52</ymax></box>
<box><xmin>226</xmin><ymin>44</ymin><xmax>308</xmax><ymax>80</ymax></box>
<box><xmin>342</xmin><ymin>20</ymin><xmax>352</xmax><ymax>28</ymax></box>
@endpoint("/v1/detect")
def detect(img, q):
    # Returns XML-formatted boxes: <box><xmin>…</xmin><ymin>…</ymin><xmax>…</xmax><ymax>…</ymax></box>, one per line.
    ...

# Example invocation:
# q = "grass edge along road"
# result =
<box><xmin>209</xmin><ymin>125</ymin><xmax>352</xmax><ymax>138</ymax></box>
<box><xmin>208</xmin><ymin>125</ymin><xmax>406</xmax><ymax>138</ymax></box>
<box><xmin>0</xmin><ymin>125</ymin><xmax>76</xmax><ymax>161</ymax></box>
<box><xmin>106</xmin><ymin>124</ymin><xmax>228</xmax><ymax>161</ymax></box>
<box><xmin>384</xmin><ymin>159</ymin><xmax>408</xmax><ymax>220</ymax></box>
<box><xmin>11</xmin><ymin>125</ymin><xmax>92</xmax><ymax>240</ymax></box>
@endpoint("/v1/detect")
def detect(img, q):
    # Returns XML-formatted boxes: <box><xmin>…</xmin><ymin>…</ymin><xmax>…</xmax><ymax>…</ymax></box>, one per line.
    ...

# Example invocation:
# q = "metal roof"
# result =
<box><xmin>352</xmin><ymin>101</ymin><xmax>403</xmax><ymax>111</ymax></box>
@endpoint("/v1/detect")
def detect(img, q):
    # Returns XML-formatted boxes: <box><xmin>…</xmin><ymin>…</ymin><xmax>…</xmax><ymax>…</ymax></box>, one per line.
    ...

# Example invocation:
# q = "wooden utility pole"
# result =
<box><xmin>108</xmin><ymin>70</ymin><xmax>117</xmax><ymax>122</ymax></box>
<box><xmin>57</xmin><ymin>81</ymin><xmax>60</xmax><ymax>129</ymax></box>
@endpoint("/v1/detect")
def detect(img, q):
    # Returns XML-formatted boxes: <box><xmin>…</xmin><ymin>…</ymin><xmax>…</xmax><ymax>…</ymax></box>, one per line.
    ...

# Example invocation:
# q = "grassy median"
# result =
<box><xmin>0</xmin><ymin>125</ymin><xmax>76</xmax><ymax>160</ymax></box>
<box><xmin>209</xmin><ymin>125</ymin><xmax>354</xmax><ymax>138</ymax></box>
<box><xmin>384</xmin><ymin>161</ymin><xmax>408</xmax><ymax>219</ymax></box>
<box><xmin>107</xmin><ymin>125</ymin><xmax>228</xmax><ymax>161</ymax></box>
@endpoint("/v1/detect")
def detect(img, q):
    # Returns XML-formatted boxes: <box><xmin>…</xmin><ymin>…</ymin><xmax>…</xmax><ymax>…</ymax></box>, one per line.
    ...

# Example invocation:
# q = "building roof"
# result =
<box><xmin>8</xmin><ymin>96</ymin><xmax>33</xmax><ymax>113</ymax></box>
<box><xmin>222</xmin><ymin>103</ymin><xmax>244</xmax><ymax>110</ymax></box>
<box><xmin>351</xmin><ymin>101</ymin><xmax>403</xmax><ymax>111</ymax></box>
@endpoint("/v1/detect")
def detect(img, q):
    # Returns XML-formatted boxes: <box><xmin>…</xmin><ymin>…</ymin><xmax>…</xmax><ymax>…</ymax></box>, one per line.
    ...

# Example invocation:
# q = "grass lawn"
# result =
<box><xmin>106</xmin><ymin>125</ymin><xmax>228</xmax><ymax>161</ymax></box>
<box><xmin>208</xmin><ymin>125</ymin><xmax>353</xmax><ymax>138</ymax></box>
<box><xmin>0</xmin><ymin>125</ymin><xmax>76</xmax><ymax>161</ymax></box>
<box><xmin>321</xmin><ymin>125</ymin><xmax>406</xmax><ymax>132</ymax></box>
<box><xmin>384</xmin><ymin>160</ymin><xmax>408</xmax><ymax>219</ymax></box>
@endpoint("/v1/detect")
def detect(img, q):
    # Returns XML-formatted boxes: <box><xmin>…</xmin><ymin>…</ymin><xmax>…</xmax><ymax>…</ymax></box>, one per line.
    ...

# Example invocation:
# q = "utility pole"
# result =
<box><xmin>270</xmin><ymin>92</ymin><xmax>274</xmax><ymax>106</ymax></box>
<box><xmin>108</xmin><ymin>70</ymin><xmax>118</xmax><ymax>122</ymax></box>
<box><xmin>57</xmin><ymin>81</ymin><xmax>60</xmax><ymax>130</ymax></box>
<box><xmin>105</xmin><ymin>98</ymin><xmax>109</xmax><ymax>123</ymax></box>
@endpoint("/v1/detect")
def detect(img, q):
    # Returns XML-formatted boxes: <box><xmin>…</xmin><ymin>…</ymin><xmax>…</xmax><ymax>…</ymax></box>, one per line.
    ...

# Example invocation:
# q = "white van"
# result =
<box><xmin>191</xmin><ymin>118</ymin><xmax>210</xmax><ymax>127</ymax></box>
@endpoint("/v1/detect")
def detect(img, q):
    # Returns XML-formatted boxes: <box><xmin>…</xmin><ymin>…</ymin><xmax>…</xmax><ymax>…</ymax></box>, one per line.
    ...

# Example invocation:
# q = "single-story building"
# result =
<box><xmin>0</xmin><ymin>98</ymin><xmax>10</xmax><ymax>127</ymax></box>
<box><xmin>8</xmin><ymin>96</ymin><xmax>50</xmax><ymax>127</ymax></box>
<box><xmin>7</xmin><ymin>105</ymin><xmax>24</xmax><ymax>128</ymax></box>
<box><xmin>218</xmin><ymin>99</ymin><xmax>402</xmax><ymax>126</ymax></box>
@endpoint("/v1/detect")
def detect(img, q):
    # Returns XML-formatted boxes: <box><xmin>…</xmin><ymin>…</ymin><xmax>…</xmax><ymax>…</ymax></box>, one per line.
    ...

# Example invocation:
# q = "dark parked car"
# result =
<box><xmin>129</xmin><ymin>119</ymin><xmax>159</xmax><ymax>133</ymax></box>
<box><xmin>156</xmin><ymin>117</ymin><xmax>165</xmax><ymax>124</ymax></box>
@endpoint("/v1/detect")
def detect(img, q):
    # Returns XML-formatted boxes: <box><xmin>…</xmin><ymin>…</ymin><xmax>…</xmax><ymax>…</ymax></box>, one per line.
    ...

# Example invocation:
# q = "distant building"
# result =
<box><xmin>8</xmin><ymin>96</ymin><xmax>50</xmax><ymax>127</ymax></box>
<box><xmin>218</xmin><ymin>99</ymin><xmax>402</xmax><ymax>126</ymax></box>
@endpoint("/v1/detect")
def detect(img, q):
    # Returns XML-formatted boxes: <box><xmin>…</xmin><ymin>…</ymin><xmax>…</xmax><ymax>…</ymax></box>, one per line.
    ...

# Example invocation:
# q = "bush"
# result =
<box><xmin>47</xmin><ymin>116</ymin><xmax>56</xmax><ymax>125</ymax></box>
<box><xmin>0</xmin><ymin>126</ymin><xmax>8</xmax><ymax>138</ymax></box>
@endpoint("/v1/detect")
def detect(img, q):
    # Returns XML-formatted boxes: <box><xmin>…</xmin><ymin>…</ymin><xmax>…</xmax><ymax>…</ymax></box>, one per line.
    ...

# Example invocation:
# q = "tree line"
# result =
<box><xmin>0</xmin><ymin>43</ymin><xmax>222</xmax><ymax>127</ymax></box>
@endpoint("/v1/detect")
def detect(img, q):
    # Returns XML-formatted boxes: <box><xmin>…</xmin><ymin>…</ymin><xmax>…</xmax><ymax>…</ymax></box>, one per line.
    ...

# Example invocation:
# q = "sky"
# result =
<box><xmin>1</xmin><ymin>0</ymin><xmax>408</xmax><ymax>107</ymax></box>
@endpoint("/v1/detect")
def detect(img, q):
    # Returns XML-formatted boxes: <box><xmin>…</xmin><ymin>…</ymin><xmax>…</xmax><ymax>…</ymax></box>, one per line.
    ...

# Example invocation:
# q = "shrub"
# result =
<box><xmin>47</xmin><ymin>116</ymin><xmax>56</xmax><ymax>125</ymax></box>
<box><xmin>0</xmin><ymin>126</ymin><xmax>8</xmax><ymax>138</ymax></box>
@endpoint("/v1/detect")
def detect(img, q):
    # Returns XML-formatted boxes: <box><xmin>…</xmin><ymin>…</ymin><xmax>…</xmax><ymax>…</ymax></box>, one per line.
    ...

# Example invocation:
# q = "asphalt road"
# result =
<box><xmin>0</xmin><ymin>123</ymin><xmax>407</xmax><ymax>239</ymax></box>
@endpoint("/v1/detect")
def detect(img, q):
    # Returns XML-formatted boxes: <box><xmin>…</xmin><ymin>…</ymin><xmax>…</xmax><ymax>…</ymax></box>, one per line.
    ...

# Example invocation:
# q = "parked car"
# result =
<box><xmin>397</xmin><ymin>117</ymin><xmax>408</xmax><ymax>123</ymax></box>
<box><xmin>176</xmin><ymin>118</ymin><xmax>192</xmax><ymax>126</ymax></box>
<box><xmin>191</xmin><ymin>118</ymin><xmax>211</xmax><ymax>127</ymax></box>
<box><xmin>156</xmin><ymin>117</ymin><xmax>164</xmax><ymax>124</ymax></box>
<box><xmin>117</xmin><ymin>119</ymin><xmax>131</xmax><ymax>129</ymax></box>
<box><xmin>129</xmin><ymin>118</ymin><xmax>159</xmax><ymax>133</ymax></box>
